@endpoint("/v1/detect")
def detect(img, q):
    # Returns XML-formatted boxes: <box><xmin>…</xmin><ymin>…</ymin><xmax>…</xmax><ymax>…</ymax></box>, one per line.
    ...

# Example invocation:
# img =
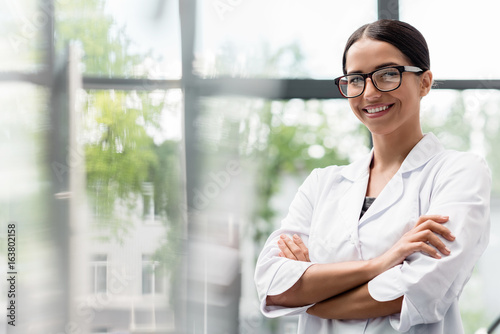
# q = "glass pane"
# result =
<box><xmin>85</xmin><ymin>88</ymin><xmax>183</xmax><ymax>333</ymax></box>
<box><xmin>95</xmin><ymin>265</ymin><xmax>107</xmax><ymax>293</ymax></box>
<box><xmin>190</xmin><ymin>90</ymin><xmax>500</xmax><ymax>332</ymax></box>
<box><xmin>0</xmin><ymin>83</ymin><xmax>61</xmax><ymax>332</ymax></box>
<box><xmin>400</xmin><ymin>0</ymin><xmax>500</xmax><ymax>79</ymax></box>
<box><xmin>56</xmin><ymin>0</ymin><xmax>181</xmax><ymax>79</ymax></box>
<box><xmin>0</xmin><ymin>0</ymin><xmax>46</xmax><ymax>71</ymax></box>
<box><xmin>196</xmin><ymin>0</ymin><xmax>377</xmax><ymax>78</ymax></box>
<box><xmin>421</xmin><ymin>89</ymin><xmax>500</xmax><ymax>193</ymax></box>
<box><xmin>189</xmin><ymin>96</ymin><xmax>369</xmax><ymax>333</ymax></box>
<box><xmin>142</xmin><ymin>265</ymin><xmax>152</xmax><ymax>294</ymax></box>
<box><xmin>420</xmin><ymin>89</ymin><xmax>500</xmax><ymax>332</ymax></box>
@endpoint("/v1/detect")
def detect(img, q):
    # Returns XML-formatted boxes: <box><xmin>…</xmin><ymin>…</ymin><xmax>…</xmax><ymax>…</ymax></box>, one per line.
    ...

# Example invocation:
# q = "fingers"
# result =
<box><xmin>396</xmin><ymin>215</ymin><xmax>456</xmax><ymax>261</ymax></box>
<box><xmin>414</xmin><ymin>219</ymin><xmax>455</xmax><ymax>242</ymax></box>
<box><xmin>278</xmin><ymin>235</ymin><xmax>297</xmax><ymax>260</ymax></box>
<box><xmin>292</xmin><ymin>234</ymin><xmax>310</xmax><ymax>262</ymax></box>
<box><xmin>277</xmin><ymin>234</ymin><xmax>310</xmax><ymax>262</ymax></box>
<box><xmin>416</xmin><ymin>241</ymin><xmax>443</xmax><ymax>259</ymax></box>
<box><xmin>417</xmin><ymin>230</ymin><xmax>451</xmax><ymax>257</ymax></box>
<box><xmin>403</xmin><ymin>226</ymin><xmax>453</xmax><ymax>259</ymax></box>
<box><xmin>414</xmin><ymin>215</ymin><xmax>449</xmax><ymax>227</ymax></box>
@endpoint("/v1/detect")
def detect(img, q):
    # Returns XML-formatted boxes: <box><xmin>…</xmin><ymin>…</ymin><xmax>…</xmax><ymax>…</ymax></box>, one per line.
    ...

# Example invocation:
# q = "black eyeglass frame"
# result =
<box><xmin>334</xmin><ymin>65</ymin><xmax>424</xmax><ymax>98</ymax></box>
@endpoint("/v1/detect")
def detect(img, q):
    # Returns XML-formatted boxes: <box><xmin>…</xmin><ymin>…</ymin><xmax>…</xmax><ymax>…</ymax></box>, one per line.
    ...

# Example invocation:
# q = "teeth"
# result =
<box><xmin>365</xmin><ymin>105</ymin><xmax>390</xmax><ymax>114</ymax></box>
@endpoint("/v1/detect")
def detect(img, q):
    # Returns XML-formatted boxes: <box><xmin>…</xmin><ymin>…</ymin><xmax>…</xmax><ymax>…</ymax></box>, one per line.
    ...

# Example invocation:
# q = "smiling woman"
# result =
<box><xmin>254</xmin><ymin>19</ymin><xmax>491</xmax><ymax>334</ymax></box>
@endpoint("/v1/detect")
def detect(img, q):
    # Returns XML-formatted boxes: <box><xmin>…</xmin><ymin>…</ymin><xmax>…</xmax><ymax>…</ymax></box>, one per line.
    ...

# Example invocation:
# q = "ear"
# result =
<box><xmin>419</xmin><ymin>70</ymin><xmax>433</xmax><ymax>97</ymax></box>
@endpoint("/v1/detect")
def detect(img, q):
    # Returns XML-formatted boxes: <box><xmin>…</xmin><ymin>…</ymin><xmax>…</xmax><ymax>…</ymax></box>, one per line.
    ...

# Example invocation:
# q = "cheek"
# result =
<box><xmin>402</xmin><ymin>89</ymin><xmax>421</xmax><ymax>107</ymax></box>
<box><xmin>348</xmin><ymin>101</ymin><xmax>363</xmax><ymax>120</ymax></box>
<box><xmin>405</xmin><ymin>78</ymin><xmax>424</xmax><ymax>100</ymax></box>
<box><xmin>348</xmin><ymin>99</ymin><xmax>362</xmax><ymax>113</ymax></box>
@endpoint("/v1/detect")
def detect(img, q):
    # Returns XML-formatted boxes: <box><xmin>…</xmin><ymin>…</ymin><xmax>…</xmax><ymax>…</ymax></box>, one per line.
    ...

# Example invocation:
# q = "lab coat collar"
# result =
<box><xmin>340</xmin><ymin>151</ymin><xmax>372</xmax><ymax>182</ymax></box>
<box><xmin>399</xmin><ymin>133</ymin><xmax>444</xmax><ymax>174</ymax></box>
<box><xmin>340</xmin><ymin>133</ymin><xmax>445</xmax><ymax>230</ymax></box>
<box><xmin>340</xmin><ymin>133</ymin><xmax>444</xmax><ymax>181</ymax></box>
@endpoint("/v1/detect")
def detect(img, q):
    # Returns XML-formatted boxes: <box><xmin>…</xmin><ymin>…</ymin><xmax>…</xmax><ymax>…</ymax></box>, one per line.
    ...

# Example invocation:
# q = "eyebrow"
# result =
<box><xmin>347</xmin><ymin>62</ymin><xmax>400</xmax><ymax>75</ymax></box>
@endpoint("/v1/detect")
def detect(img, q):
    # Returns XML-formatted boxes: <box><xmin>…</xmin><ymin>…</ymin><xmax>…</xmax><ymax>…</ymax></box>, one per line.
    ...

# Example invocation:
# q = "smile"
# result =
<box><xmin>363</xmin><ymin>104</ymin><xmax>394</xmax><ymax>114</ymax></box>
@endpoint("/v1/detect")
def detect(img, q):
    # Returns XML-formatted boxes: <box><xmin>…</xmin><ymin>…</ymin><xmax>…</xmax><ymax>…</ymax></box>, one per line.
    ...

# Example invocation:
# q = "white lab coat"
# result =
<box><xmin>254</xmin><ymin>133</ymin><xmax>491</xmax><ymax>333</ymax></box>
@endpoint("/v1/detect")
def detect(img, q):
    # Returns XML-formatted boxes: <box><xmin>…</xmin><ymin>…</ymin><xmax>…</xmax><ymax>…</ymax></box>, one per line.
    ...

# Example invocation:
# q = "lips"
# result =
<box><xmin>362</xmin><ymin>103</ymin><xmax>394</xmax><ymax>115</ymax></box>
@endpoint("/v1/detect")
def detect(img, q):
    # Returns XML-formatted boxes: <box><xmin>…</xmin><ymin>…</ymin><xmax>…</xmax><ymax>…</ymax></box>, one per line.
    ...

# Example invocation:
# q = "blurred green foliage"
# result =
<box><xmin>198</xmin><ymin>44</ymin><xmax>359</xmax><ymax>245</ymax></box>
<box><xmin>56</xmin><ymin>1</ymin><xmax>184</xmax><ymax>273</ymax></box>
<box><xmin>421</xmin><ymin>90</ymin><xmax>500</xmax><ymax>195</ymax></box>
<box><xmin>247</xmin><ymin>101</ymin><xmax>351</xmax><ymax>244</ymax></box>
<box><xmin>84</xmin><ymin>90</ymin><xmax>161</xmax><ymax>238</ymax></box>
<box><xmin>56</xmin><ymin>0</ymin><xmax>148</xmax><ymax>77</ymax></box>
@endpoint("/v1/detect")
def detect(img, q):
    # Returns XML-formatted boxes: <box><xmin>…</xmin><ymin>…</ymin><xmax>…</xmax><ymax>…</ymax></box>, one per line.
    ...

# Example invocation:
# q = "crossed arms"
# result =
<box><xmin>265</xmin><ymin>215</ymin><xmax>455</xmax><ymax>319</ymax></box>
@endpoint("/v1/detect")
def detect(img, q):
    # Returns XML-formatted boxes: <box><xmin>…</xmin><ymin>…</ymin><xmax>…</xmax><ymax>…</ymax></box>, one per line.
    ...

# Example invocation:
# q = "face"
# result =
<box><xmin>344</xmin><ymin>38</ymin><xmax>433</xmax><ymax>136</ymax></box>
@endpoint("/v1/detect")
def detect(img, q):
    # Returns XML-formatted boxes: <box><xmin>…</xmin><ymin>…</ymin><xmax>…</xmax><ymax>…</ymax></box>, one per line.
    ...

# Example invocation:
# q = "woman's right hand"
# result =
<box><xmin>375</xmin><ymin>215</ymin><xmax>455</xmax><ymax>271</ymax></box>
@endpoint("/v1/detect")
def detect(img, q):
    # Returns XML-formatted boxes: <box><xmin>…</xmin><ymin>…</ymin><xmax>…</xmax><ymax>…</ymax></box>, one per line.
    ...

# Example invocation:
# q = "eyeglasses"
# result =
<box><xmin>334</xmin><ymin>66</ymin><xmax>423</xmax><ymax>98</ymax></box>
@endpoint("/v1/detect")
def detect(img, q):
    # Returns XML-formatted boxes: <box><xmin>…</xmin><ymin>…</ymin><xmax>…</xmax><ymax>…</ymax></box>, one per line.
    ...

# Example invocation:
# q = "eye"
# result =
<box><xmin>348</xmin><ymin>75</ymin><xmax>363</xmax><ymax>86</ymax></box>
<box><xmin>378</xmin><ymin>68</ymin><xmax>400</xmax><ymax>81</ymax></box>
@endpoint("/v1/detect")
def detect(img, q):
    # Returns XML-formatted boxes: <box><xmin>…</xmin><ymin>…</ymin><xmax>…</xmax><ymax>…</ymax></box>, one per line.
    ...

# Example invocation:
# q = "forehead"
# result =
<box><xmin>345</xmin><ymin>38</ymin><xmax>409</xmax><ymax>73</ymax></box>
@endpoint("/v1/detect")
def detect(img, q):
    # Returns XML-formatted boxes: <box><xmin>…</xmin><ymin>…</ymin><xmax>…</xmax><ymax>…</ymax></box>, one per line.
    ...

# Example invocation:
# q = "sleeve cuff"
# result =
<box><xmin>368</xmin><ymin>264</ymin><xmax>405</xmax><ymax>302</ymax></box>
<box><xmin>389</xmin><ymin>295</ymin><xmax>424</xmax><ymax>332</ymax></box>
<box><xmin>368</xmin><ymin>264</ymin><xmax>424</xmax><ymax>332</ymax></box>
<box><xmin>267</xmin><ymin>260</ymin><xmax>315</xmax><ymax>295</ymax></box>
<box><xmin>261</xmin><ymin>260</ymin><xmax>315</xmax><ymax>318</ymax></box>
<box><xmin>260</xmin><ymin>300</ymin><xmax>315</xmax><ymax>318</ymax></box>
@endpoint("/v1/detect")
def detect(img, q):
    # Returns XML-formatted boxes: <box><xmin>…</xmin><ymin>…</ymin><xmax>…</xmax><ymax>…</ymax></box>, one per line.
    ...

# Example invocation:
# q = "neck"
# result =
<box><xmin>371</xmin><ymin>128</ymin><xmax>423</xmax><ymax>171</ymax></box>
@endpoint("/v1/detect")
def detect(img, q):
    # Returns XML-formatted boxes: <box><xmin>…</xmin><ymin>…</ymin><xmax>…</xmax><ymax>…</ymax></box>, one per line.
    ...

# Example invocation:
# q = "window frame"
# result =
<box><xmin>2</xmin><ymin>1</ymin><xmax>499</xmax><ymax>333</ymax></box>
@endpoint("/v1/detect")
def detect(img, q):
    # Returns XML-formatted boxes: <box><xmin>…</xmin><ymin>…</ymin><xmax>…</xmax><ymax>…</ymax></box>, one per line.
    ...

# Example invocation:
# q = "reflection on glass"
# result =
<box><xmin>1</xmin><ymin>0</ymin><xmax>46</xmax><ymax>71</ymax></box>
<box><xmin>420</xmin><ymin>88</ymin><xmax>500</xmax><ymax>333</ymax></box>
<box><xmin>189</xmin><ymin>96</ymin><xmax>368</xmax><ymax>333</ymax></box>
<box><xmin>192</xmin><ymin>90</ymin><xmax>500</xmax><ymax>333</ymax></box>
<box><xmin>197</xmin><ymin>0</ymin><xmax>377</xmax><ymax>78</ymax></box>
<box><xmin>400</xmin><ymin>0</ymin><xmax>500</xmax><ymax>79</ymax></box>
<box><xmin>84</xmin><ymin>88</ymin><xmax>183</xmax><ymax>333</ymax></box>
<box><xmin>56</xmin><ymin>0</ymin><xmax>181</xmax><ymax>79</ymax></box>
<box><xmin>421</xmin><ymin>89</ymin><xmax>500</xmax><ymax>193</ymax></box>
<box><xmin>0</xmin><ymin>83</ymin><xmax>60</xmax><ymax>332</ymax></box>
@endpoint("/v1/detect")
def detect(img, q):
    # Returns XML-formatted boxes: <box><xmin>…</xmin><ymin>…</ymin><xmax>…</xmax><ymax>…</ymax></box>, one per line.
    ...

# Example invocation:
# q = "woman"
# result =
<box><xmin>254</xmin><ymin>19</ymin><xmax>491</xmax><ymax>333</ymax></box>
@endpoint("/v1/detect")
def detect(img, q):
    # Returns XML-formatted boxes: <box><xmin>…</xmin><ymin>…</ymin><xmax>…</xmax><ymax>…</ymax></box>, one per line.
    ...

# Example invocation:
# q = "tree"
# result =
<box><xmin>57</xmin><ymin>0</ymin><xmax>176</xmax><ymax>237</ymax></box>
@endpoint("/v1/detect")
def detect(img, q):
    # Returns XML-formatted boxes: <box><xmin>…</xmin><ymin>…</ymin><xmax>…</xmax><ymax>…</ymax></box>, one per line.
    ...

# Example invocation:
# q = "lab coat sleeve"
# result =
<box><xmin>254</xmin><ymin>169</ymin><xmax>319</xmax><ymax>318</ymax></box>
<box><xmin>368</xmin><ymin>153</ymin><xmax>491</xmax><ymax>332</ymax></box>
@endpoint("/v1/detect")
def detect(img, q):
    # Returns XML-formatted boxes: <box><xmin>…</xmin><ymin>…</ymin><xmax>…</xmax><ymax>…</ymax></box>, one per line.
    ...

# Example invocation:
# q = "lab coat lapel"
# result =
<box><xmin>358</xmin><ymin>133</ymin><xmax>445</xmax><ymax>226</ymax></box>
<box><xmin>338</xmin><ymin>152</ymin><xmax>371</xmax><ymax>226</ymax></box>
<box><xmin>358</xmin><ymin>172</ymin><xmax>404</xmax><ymax>227</ymax></box>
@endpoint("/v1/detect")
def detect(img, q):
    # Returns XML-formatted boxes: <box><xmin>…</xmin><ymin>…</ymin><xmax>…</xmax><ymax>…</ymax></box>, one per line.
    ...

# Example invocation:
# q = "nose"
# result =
<box><xmin>363</xmin><ymin>78</ymin><xmax>381</xmax><ymax>99</ymax></box>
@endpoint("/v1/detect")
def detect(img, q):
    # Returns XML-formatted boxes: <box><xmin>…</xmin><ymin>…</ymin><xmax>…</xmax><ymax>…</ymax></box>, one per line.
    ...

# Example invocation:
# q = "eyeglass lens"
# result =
<box><xmin>339</xmin><ymin>67</ymin><xmax>401</xmax><ymax>97</ymax></box>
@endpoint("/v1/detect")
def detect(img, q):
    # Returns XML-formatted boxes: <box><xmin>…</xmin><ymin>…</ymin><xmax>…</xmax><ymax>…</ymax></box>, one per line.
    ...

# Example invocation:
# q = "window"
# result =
<box><xmin>142</xmin><ymin>182</ymin><xmax>154</xmax><ymax>220</ymax></box>
<box><xmin>3</xmin><ymin>1</ymin><xmax>500</xmax><ymax>333</ymax></box>
<box><xmin>90</xmin><ymin>254</ymin><xmax>107</xmax><ymax>294</ymax></box>
<box><xmin>55</xmin><ymin>0</ymin><xmax>181</xmax><ymax>79</ymax></box>
<box><xmin>142</xmin><ymin>254</ymin><xmax>165</xmax><ymax>295</ymax></box>
<box><xmin>197</xmin><ymin>0</ymin><xmax>377</xmax><ymax>78</ymax></box>
<box><xmin>1</xmin><ymin>0</ymin><xmax>47</xmax><ymax>72</ymax></box>
<box><xmin>400</xmin><ymin>0</ymin><xmax>500</xmax><ymax>80</ymax></box>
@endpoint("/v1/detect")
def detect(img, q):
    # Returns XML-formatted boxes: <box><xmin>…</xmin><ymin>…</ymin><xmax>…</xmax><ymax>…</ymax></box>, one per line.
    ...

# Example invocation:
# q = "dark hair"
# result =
<box><xmin>342</xmin><ymin>19</ymin><xmax>430</xmax><ymax>74</ymax></box>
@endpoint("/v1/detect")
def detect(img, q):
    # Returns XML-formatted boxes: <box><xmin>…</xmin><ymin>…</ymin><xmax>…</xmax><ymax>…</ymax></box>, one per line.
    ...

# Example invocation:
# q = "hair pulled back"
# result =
<box><xmin>342</xmin><ymin>19</ymin><xmax>430</xmax><ymax>75</ymax></box>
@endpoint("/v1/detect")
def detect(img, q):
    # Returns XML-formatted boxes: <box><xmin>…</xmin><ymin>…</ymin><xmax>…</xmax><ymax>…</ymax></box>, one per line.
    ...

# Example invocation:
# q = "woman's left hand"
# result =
<box><xmin>277</xmin><ymin>234</ymin><xmax>310</xmax><ymax>262</ymax></box>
